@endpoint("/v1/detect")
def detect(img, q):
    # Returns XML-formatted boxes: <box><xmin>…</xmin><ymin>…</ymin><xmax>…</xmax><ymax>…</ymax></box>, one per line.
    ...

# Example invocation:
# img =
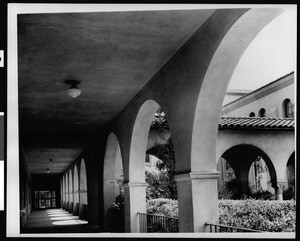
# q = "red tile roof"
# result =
<box><xmin>219</xmin><ymin>116</ymin><xmax>295</xmax><ymax>130</ymax></box>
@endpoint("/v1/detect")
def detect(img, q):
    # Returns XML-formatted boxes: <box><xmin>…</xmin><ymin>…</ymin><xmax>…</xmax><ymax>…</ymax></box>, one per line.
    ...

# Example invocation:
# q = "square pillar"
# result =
<box><xmin>123</xmin><ymin>182</ymin><xmax>147</xmax><ymax>233</ymax></box>
<box><xmin>275</xmin><ymin>182</ymin><xmax>285</xmax><ymax>201</ymax></box>
<box><xmin>174</xmin><ymin>172</ymin><xmax>220</xmax><ymax>232</ymax></box>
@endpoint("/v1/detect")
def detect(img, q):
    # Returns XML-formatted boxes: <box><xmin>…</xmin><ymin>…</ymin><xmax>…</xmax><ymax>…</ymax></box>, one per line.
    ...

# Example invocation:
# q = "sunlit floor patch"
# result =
<box><xmin>52</xmin><ymin>219</ymin><xmax>88</xmax><ymax>225</ymax></box>
<box><xmin>22</xmin><ymin>208</ymin><xmax>94</xmax><ymax>233</ymax></box>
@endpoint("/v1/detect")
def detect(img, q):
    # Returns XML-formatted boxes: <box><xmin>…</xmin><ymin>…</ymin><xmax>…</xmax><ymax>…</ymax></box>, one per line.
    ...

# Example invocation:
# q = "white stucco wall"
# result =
<box><xmin>222</xmin><ymin>74</ymin><xmax>294</xmax><ymax>117</ymax></box>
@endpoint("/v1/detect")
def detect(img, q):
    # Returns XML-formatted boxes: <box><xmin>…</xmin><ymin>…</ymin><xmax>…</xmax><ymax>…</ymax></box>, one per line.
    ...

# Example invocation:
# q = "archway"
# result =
<box><xmin>103</xmin><ymin>132</ymin><xmax>124</xmax><ymax>232</ymax></box>
<box><xmin>69</xmin><ymin>169</ymin><xmax>73</xmax><ymax>212</ymax></box>
<box><xmin>62</xmin><ymin>175</ymin><xmax>65</xmax><ymax>209</ymax></box>
<box><xmin>125</xmin><ymin>99</ymin><xmax>178</xmax><ymax>232</ymax></box>
<box><xmin>284</xmin><ymin>151</ymin><xmax>295</xmax><ymax>200</ymax></box>
<box><xmin>125</xmin><ymin>99</ymin><xmax>160</xmax><ymax>232</ymax></box>
<box><xmin>65</xmin><ymin>172</ymin><xmax>69</xmax><ymax>211</ymax></box>
<box><xmin>187</xmin><ymin>8</ymin><xmax>282</xmax><ymax>232</ymax></box>
<box><xmin>73</xmin><ymin>165</ymin><xmax>79</xmax><ymax>215</ymax></box>
<box><xmin>79</xmin><ymin>158</ymin><xmax>88</xmax><ymax>220</ymax></box>
<box><xmin>219</xmin><ymin>144</ymin><xmax>277</xmax><ymax>199</ymax></box>
<box><xmin>60</xmin><ymin>177</ymin><xmax>63</xmax><ymax>208</ymax></box>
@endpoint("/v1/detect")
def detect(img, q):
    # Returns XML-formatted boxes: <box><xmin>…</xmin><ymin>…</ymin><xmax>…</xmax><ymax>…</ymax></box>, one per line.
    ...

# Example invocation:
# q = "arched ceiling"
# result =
<box><xmin>18</xmin><ymin>9</ymin><xmax>215</xmax><ymax>173</ymax></box>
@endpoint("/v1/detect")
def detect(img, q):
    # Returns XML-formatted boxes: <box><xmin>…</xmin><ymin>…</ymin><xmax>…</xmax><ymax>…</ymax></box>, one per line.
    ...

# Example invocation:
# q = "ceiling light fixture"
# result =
<box><xmin>64</xmin><ymin>79</ymin><xmax>81</xmax><ymax>98</ymax></box>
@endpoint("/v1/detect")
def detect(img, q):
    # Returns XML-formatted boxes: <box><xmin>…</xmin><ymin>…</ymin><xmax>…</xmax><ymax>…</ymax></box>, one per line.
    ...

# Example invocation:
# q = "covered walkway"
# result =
<box><xmin>22</xmin><ymin>209</ymin><xmax>98</xmax><ymax>233</ymax></box>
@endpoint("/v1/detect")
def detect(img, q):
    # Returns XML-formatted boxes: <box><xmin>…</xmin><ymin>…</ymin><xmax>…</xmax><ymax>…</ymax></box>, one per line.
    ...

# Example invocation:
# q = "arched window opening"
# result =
<box><xmin>283</xmin><ymin>99</ymin><xmax>294</xmax><ymax>118</ymax></box>
<box><xmin>249</xmin><ymin>112</ymin><xmax>255</xmax><ymax>117</ymax></box>
<box><xmin>258</xmin><ymin>108</ymin><xmax>266</xmax><ymax>117</ymax></box>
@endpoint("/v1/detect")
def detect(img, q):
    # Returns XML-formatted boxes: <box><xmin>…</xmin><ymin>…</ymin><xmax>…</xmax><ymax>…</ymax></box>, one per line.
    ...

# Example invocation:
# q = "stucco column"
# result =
<box><xmin>174</xmin><ymin>172</ymin><xmax>220</xmax><ymax>232</ymax></box>
<box><xmin>275</xmin><ymin>182</ymin><xmax>285</xmax><ymax>201</ymax></box>
<box><xmin>123</xmin><ymin>182</ymin><xmax>147</xmax><ymax>233</ymax></box>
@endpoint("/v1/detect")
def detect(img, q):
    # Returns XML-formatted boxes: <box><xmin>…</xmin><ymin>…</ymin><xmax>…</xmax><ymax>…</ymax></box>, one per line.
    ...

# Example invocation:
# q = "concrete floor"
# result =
<box><xmin>22</xmin><ymin>208</ymin><xmax>99</xmax><ymax>233</ymax></box>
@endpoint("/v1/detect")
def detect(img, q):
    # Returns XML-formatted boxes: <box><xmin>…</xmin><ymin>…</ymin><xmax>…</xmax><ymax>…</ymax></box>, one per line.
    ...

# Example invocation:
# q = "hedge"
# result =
<box><xmin>219</xmin><ymin>199</ymin><xmax>296</xmax><ymax>232</ymax></box>
<box><xmin>146</xmin><ymin>199</ymin><xmax>296</xmax><ymax>232</ymax></box>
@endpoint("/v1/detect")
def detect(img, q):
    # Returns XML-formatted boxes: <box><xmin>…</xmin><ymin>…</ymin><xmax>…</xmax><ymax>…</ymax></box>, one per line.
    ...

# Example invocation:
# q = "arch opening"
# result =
<box><xmin>217</xmin><ymin>144</ymin><xmax>277</xmax><ymax>200</ymax></box>
<box><xmin>284</xmin><ymin>151</ymin><xmax>295</xmax><ymax>200</ymax></box>
<box><xmin>79</xmin><ymin>159</ymin><xmax>88</xmax><ymax>220</ymax></box>
<box><xmin>103</xmin><ymin>132</ymin><xmax>124</xmax><ymax>232</ymax></box>
<box><xmin>127</xmin><ymin>100</ymin><xmax>177</xmax><ymax>232</ymax></box>
<box><xmin>73</xmin><ymin>165</ymin><xmax>79</xmax><ymax>215</ymax></box>
<box><xmin>65</xmin><ymin>173</ymin><xmax>69</xmax><ymax>211</ymax></box>
<box><xmin>68</xmin><ymin>169</ymin><xmax>73</xmax><ymax>213</ymax></box>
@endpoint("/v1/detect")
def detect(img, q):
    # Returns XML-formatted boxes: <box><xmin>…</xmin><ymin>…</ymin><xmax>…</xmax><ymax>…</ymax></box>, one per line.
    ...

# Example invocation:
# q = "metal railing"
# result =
<box><xmin>205</xmin><ymin>222</ymin><xmax>264</xmax><ymax>233</ymax></box>
<box><xmin>138</xmin><ymin>213</ymin><xmax>179</xmax><ymax>233</ymax></box>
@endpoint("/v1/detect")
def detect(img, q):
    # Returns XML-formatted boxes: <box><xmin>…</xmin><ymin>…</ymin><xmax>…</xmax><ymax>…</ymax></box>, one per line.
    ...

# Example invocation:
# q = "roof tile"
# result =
<box><xmin>219</xmin><ymin>116</ymin><xmax>294</xmax><ymax>130</ymax></box>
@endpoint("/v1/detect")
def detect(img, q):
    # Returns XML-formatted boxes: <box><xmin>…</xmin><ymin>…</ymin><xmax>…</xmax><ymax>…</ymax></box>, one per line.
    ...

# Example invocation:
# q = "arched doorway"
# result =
<box><xmin>284</xmin><ymin>151</ymin><xmax>295</xmax><ymax>200</ymax></box>
<box><xmin>68</xmin><ymin>169</ymin><xmax>73</xmax><ymax>213</ymax></box>
<box><xmin>62</xmin><ymin>175</ymin><xmax>65</xmax><ymax>209</ymax></box>
<box><xmin>73</xmin><ymin>165</ymin><xmax>79</xmax><ymax>215</ymax></box>
<box><xmin>79</xmin><ymin>159</ymin><xmax>88</xmax><ymax>220</ymax></box>
<box><xmin>103</xmin><ymin>132</ymin><xmax>124</xmax><ymax>232</ymax></box>
<box><xmin>65</xmin><ymin>172</ymin><xmax>69</xmax><ymax>211</ymax></box>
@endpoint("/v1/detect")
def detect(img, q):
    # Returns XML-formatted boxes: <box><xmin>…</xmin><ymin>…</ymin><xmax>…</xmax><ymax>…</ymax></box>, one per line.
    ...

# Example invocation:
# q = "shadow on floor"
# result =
<box><xmin>22</xmin><ymin>208</ymin><xmax>99</xmax><ymax>233</ymax></box>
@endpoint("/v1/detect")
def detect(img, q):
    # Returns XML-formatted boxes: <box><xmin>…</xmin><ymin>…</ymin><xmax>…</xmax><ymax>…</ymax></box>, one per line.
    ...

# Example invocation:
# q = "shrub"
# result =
<box><xmin>147</xmin><ymin>199</ymin><xmax>296</xmax><ymax>232</ymax></box>
<box><xmin>146</xmin><ymin>198</ymin><xmax>178</xmax><ymax>218</ymax></box>
<box><xmin>219</xmin><ymin>199</ymin><xmax>296</xmax><ymax>232</ymax></box>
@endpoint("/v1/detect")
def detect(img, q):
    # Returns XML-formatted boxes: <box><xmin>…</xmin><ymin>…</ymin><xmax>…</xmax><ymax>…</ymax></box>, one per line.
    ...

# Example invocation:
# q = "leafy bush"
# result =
<box><xmin>146</xmin><ymin>198</ymin><xmax>296</xmax><ymax>232</ymax></box>
<box><xmin>146</xmin><ymin>198</ymin><xmax>178</xmax><ymax>218</ymax></box>
<box><xmin>219</xmin><ymin>199</ymin><xmax>296</xmax><ymax>232</ymax></box>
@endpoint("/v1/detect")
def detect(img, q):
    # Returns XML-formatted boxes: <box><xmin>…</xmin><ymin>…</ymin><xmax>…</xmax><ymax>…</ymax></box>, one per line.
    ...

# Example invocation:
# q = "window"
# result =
<box><xmin>34</xmin><ymin>190</ymin><xmax>56</xmax><ymax>209</ymax></box>
<box><xmin>249</xmin><ymin>112</ymin><xmax>255</xmax><ymax>117</ymax></box>
<box><xmin>258</xmin><ymin>108</ymin><xmax>266</xmax><ymax>117</ymax></box>
<box><xmin>283</xmin><ymin>99</ymin><xmax>294</xmax><ymax>118</ymax></box>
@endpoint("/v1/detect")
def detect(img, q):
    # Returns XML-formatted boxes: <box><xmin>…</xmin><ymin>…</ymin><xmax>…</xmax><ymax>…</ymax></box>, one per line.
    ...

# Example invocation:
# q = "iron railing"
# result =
<box><xmin>138</xmin><ymin>213</ymin><xmax>179</xmax><ymax>233</ymax></box>
<box><xmin>205</xmin><ymin>222</ymin><xmax>264</xmax><ymax>233</ymax></box>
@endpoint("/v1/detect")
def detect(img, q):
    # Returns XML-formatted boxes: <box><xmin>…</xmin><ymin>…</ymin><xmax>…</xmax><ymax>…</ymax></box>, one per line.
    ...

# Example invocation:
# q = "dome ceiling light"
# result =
<box><xmin>64</xmin><ymin>79</ymin><xmax>81</xmax><ymax>98</ymax></box>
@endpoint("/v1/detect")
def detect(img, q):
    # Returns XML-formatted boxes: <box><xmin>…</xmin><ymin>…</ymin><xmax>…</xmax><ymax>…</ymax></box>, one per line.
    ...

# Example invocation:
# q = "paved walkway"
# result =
<box><xmin>22</xmin><ymin>208</ymin><xmax>98</xmax><ymax>233</ymax></box>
